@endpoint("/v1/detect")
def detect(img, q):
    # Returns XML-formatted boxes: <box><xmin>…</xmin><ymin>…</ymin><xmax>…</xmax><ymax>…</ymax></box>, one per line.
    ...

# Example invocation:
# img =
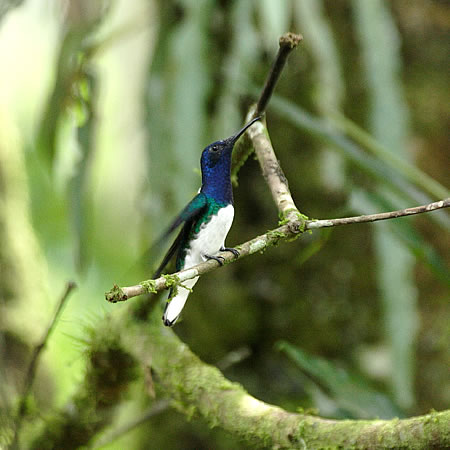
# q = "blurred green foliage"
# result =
<box><xmin>277</xmin><ymin>341</ymin><xmax>403</xmax><ymax>419</ymax></box>
<box><xmin>0</xmin><ymin>0</ymin><xmax>448</xmax><ymax>448</ymax></box>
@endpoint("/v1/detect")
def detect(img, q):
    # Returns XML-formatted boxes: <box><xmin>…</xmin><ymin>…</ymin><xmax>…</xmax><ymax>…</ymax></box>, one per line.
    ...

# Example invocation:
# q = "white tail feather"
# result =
<box><xmin>162</xmin><ymin>276</ymin><xmax>198</xmax><ymax>326</ymax></box>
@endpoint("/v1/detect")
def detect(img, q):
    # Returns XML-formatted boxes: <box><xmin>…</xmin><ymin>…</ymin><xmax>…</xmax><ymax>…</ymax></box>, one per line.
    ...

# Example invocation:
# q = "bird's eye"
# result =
<box><xmin>211</xmin><ymin>145</ymin><xmax>218</xmax><ymax>152</ymax></box>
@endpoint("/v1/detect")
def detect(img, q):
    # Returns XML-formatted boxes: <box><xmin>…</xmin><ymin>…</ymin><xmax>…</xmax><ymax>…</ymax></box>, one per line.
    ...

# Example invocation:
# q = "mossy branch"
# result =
<box><xmin>99</xmin><ymin>30</ymin><xmax>450</xmax><ymax>449</ymax></box>
<box><xmin>25</xmin><ymin>303</ymin><xmax>450</xmax><ymax>449</ymax></box>
<box><xmin>105</xmin><ymin>199</ymin><xmax>449</xmax><ymax>303</ymax></box>
<box><xmin>117</xmin><ymin>308</ymin><xmax>450</xmax><ymax>449</ymax></box>
<box><xmin>28</xmin><ymin>323</ymin><xmax>139</xmax><ymax>450</ymax></box>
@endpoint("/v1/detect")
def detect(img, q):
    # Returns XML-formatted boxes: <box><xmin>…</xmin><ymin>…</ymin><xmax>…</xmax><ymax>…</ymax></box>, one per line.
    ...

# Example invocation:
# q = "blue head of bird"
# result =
<box><xmin>200</xmin><ymin>116</ymin><xmax>261</xmax><ymax>203</ymax></box>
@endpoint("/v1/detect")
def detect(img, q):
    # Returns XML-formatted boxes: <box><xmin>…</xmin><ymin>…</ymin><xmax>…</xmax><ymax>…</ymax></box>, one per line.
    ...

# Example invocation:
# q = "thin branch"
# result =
<box><xmin>216</xmin><ymin>346</ymin><xmax>252</xmax><ymax>371</ymax></box>
<box><xmin>92</xmin><ymin>400</ymin><xmax>170</xmax><ymax>449</ymax></box>
<box><xmin>103</xmin><ymin>30</ymin><xmax>450</xmax><ymax>449</ymax></box>
<box><xmin>108</xmin><ymin>34</ymin><xmax>306</xmax><ymax>303</ymax></box>
<box><xmin>246</xmin><ymin>110</ymin><xmax>302</xmax><ymax>222</ymax></box>
<box><xmin>11</xmin><ymin>281</ymin><xmax>77</xmax><ymax>449</ymax></box>
<box><xmin>307</xmin><ymin>198</ymin><xmax>450</xmax><ymax>229</ymax></box>
<box><xmin>246</xmin><ymin>34</ymin><xmax>304</xmax><ymax>222</ymax></box>
<box><xmin>255</xmin><ymin>32</ymin><xmax>303</xmax><ymax>117</ymax></box>
<box><xmin>105</xmin><ymin>220</ymin><xmax>303</xmax><ymax>302</ymax></box>
<box><xmin>231</xmin><ymin>33</ymin><xmax>302</xmax><ymax>179</ymax></box>
<box><xmin>105</xmin><ymin>199</ymin><xmax>449</xmax><ymax>303</ymax></box>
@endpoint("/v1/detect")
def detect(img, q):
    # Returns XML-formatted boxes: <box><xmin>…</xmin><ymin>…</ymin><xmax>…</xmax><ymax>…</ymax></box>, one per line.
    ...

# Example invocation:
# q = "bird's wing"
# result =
<box><xmin>152</xmin><ymin>193</ymin><xmax>208</xmax><ymax>277</ymax></box>
<box><xmin>152</xmin><ymin>227</ymin><xmax>184</xmax><ymax>278</ymax></box>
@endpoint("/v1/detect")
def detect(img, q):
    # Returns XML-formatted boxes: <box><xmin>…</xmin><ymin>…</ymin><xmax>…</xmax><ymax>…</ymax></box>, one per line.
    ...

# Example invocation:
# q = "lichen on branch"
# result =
<box><xmin>105</xmin><ymin>199</ymin><xmax>448</xmax><ymax>303</ymax></box>
<box><xmin>119</xmin><ymin>308</ymin><xmax>450</xmax><ymax>450</ymax></box>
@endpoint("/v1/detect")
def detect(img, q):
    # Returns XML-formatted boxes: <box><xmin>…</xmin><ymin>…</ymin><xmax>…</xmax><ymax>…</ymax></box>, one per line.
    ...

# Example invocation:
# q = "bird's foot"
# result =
<box><xmin>220</xmin><ymin>246</ymin><xmax>240</xmax><ymax>258</ymax></box>
<box><xmin>204</xmin><ymin>254</ymin><xmax>225</xmax><ymax>266</ymax></box>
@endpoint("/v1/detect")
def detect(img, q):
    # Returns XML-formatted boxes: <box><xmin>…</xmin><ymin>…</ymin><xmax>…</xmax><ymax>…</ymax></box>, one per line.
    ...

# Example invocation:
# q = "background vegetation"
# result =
<box><xmin>0</xmin><ymin>0</ymin><xmax>448</xmax><ymax>448</ymax></box>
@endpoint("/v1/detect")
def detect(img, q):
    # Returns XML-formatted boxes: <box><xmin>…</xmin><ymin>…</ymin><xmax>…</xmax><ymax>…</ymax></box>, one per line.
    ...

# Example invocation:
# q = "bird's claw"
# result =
<box><xmin>220</xmin><ymin>246</ymin><xmax>240</xmax><ymax>258</ymax></box>
<box><xmin>204</xmin><ymin>254</ymin><xmax>225</xmax><ymax>266</ymax></box>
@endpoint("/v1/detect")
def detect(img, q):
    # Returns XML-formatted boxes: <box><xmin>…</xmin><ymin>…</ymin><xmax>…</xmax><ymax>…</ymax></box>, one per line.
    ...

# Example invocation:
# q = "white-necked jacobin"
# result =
<box><xmin>153</xmin><ymin>116</ymin><xmax>261</xmax><ymax>326</ymax></box>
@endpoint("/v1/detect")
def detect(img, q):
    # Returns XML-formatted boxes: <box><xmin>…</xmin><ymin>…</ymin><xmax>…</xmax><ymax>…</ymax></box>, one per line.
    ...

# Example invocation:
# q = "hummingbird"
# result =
<box><xmin>152</xmin><ymin>116</ymin><xmax>261</xmax><ymax>327</ymax></box>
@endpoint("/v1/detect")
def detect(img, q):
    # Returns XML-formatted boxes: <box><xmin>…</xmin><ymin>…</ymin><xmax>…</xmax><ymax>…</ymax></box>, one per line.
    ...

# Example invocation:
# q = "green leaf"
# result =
<box><xmin>331</xmin><ymin>112</ymin><xmax>449</xmax><ymax>201</ymax></box>
<box><xmin>353</xmin><ymin>0</ymin><xmax>418</xmax><ymax>410</ymax></box>
<box><xmin>277</xmin><ymin>341</ymin><xmax>403</xmax><ymax>419</ymax></box>
<box><xmin>358</xmin><ymin>191</ymin><xmax>450</xmax><ymax>287</ymax></box>
<box><xmin>295</xmin><ymin>228</ymin><xmax>332</xmax><ymax>267</ymax></box>
<box><xmin>265</xmin><ymin>93</ymin><xmax>450</xmax><ymax>231</ymax></box>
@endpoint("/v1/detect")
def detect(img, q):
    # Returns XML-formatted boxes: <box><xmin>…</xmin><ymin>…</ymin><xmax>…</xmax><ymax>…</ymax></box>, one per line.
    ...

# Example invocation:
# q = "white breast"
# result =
<box><xmin>184</xmin><ymin>204</ymin><xmax>234</xmax><ymax>268</ymax></box>
<box><xmin>163</xmin><ymin>203</ymin><xmax>235</xmax><ymax>326</ymax></box>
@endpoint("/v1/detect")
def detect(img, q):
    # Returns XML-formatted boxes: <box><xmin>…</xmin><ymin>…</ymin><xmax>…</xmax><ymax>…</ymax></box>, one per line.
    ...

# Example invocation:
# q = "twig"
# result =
<box><xmin>255</xmin><ymin>33</ymin><xmax>303</xmax><ymax>117</ymax></box>
<box><xmin>247</xmin><ymin>33</ymin><xmax>303</xmax><ymax>222</ymax></box>
<box><xmin>92</xmin><ymin>399</ymin><xmax>170</xmax><ymax>449</ymax></box>
<box><xmin>307</xmin><ymin>198</ymin><xmax>449</xmax><ymax>228</ymax></box>
<box><xmin>105</xmin><ymin>199</ymin><xmax>449</xmax><ymax>303</ymax></box>
<box><xmin>216</xmin><ymin>346</ymin><xmax>252</xmax><ymax>371</ymax></box>
<box><xmin>11</xmin><ymin>281</ymin><xmax>77</xmax><ymax>449</ymax></box>
<box><xmin>107</xmin><ymin>33</ymin><xmax>304</xmax><ymax>301</ymax></box>
<box><xmin>246</xmin><ymin>109</ymin><xmax>302</xmax><ymax>222</ymax></box>
<box><xmin>106</xmin><ymin>220</ymin><xmax>303</xmax><ymax>302</ymax></box>
<box><xmin>231</xmin><ymin>33</ymin><xmax>302</xmax><ymax>179</ymax></box>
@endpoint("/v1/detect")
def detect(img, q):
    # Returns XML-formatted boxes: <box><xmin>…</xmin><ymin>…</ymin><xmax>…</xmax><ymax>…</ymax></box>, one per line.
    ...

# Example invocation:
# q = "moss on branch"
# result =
<box><xmin>29</xmin><ymin>323</ymin><xmax>139</xmax><ymax>449</ymax></box>
<box><xmin>119</xmin><ymin>309</ymin><xmax>450</xmax><ymax>449</ymax></box>
<box><xmin>23</xmin><ymin>303</ymin><xmax>450</xmax><ymax>449</ymax></box>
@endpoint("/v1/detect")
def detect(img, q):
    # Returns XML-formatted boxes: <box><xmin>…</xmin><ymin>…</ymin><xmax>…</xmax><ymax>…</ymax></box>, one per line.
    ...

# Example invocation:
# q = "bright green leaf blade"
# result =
<box><xmin>37</xmin><ymin>21</ymin><xmax>101</xmax><ymax>169</ymax></box>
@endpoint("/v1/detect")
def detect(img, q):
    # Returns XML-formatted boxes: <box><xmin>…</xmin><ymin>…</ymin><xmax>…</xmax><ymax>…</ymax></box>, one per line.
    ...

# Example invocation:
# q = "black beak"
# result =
<box><xmin>226</xmin><ymin>116</ymin><xmax>262</xmax><ymax>145</ymax></box>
